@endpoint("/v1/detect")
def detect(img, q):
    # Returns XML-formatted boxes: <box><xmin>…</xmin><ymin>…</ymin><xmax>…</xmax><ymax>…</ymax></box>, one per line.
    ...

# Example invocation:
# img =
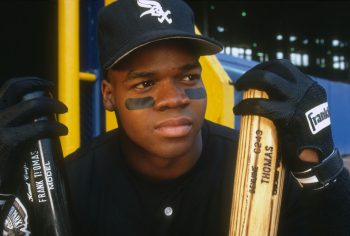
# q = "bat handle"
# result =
<box><xmin>21</xmin><ymin>91</ymin><xmax>72</xmax><ymax>236</ymax></box>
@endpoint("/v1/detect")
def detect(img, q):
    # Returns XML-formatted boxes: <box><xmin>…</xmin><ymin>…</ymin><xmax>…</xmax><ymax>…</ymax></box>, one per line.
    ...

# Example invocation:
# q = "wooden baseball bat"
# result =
<box><xmin>229</xmin><ymin>89</ymin><xmax>285</xmax><ymax>236</ymax></box>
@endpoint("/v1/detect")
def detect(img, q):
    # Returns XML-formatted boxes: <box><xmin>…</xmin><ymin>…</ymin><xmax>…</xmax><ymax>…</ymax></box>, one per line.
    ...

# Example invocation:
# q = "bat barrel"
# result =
<box><xmin>229</xmin><ymin>89</ymin><xmax>285</xmax><ymax>236</ymax></box>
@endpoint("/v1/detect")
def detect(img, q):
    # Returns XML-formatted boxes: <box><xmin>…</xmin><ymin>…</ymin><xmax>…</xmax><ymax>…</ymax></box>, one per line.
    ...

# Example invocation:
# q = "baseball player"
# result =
<box><xmin>0</xmin><ymin>0</ymin><xmax>349</xmax><ymax>235</ymax></box>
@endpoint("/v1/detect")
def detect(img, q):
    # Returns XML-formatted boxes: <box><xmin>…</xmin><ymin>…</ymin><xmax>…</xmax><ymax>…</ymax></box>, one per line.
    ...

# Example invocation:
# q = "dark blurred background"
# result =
<box><xmin>0</xmin><ymin>1</ymin><xmax>349</xmax><ymax>85</ymax></box>
<box><xmin>0</xmin><ymin>1</ymin><xmax>57</xmax><ymax>86</ymax></box>
<box><xmin>187</xmin><ymin>1</ymin><xmax>350</xmax><ymax>83</ymax></box>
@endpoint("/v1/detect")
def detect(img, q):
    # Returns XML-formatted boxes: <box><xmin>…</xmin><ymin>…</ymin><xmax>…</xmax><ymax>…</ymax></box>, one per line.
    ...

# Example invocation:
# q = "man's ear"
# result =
<box><xmin>101</xmin><ymin>79</ymin><xmax>115</xmax><ymax>111</ymax></box>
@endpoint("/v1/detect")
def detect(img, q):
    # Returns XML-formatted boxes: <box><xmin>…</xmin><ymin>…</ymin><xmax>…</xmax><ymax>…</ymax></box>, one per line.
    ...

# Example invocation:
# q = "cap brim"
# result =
<box><xmin>104</xmin><ymin>30</ymin><xmax>223</xmax><ymax>70</ymax></box>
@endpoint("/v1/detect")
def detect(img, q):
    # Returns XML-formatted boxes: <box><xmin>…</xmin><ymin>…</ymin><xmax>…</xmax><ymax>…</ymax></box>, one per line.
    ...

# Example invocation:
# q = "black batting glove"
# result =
<box><xmin>0</xmin><ymin>77</ymin><xmax>68</xmax><ymax>188</ymax></box>
<box><xmin>234</xmin><ymin>59</ymin><xmax>343</xmax><ymax>190</ymax></box>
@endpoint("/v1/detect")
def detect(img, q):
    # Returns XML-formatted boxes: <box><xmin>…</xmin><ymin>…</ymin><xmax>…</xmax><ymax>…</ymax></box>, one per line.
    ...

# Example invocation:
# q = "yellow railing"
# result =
<box><xmin>58</xmin><ymin>0</ymin><xmax>80</xmax><ymax>156</ymax></box>
<box><xmin>79</xmin><ymin>72</ymin><xmax>97</xmax><ymax>82</ymax></box>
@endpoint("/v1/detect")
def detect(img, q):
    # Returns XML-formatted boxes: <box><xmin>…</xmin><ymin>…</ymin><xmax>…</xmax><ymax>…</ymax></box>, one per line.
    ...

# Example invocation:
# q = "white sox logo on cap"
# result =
<box><xmin>137</xmin><ymin>0</ymin><xmax>172</xmax><ymax>24</ymax></box>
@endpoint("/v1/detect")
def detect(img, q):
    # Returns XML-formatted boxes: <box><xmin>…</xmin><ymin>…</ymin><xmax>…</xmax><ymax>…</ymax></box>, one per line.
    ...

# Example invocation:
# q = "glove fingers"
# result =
<box><xmin>9</xmin><ymin>120</ymin><xmax>68</xmax><ymax>147</ymax></box>
<box><xmin>0</xmin><ymin>77</ymin><xmax>54</xmax><ymax>109</ymax></box>
<box><xmin>248</xmin><ymin>59</ymin><xmax>309</xmax><ymax>83</ymax></box>
<box><xmin>233</xmin><ymin>98</ymin><xmax>291</xmax><ymax>121</ymax></box>
<box><xmin>262</xmin><ymin>59</ymin><xmax>314</xmax><ymax>84</ymax></box>
<box><xmin>234</xmin><ymin>69</ymin><xmax>293</xmax><ymax>99</ymax></box>
<box><xmin>2</xmin><ymin>97</ymin><xmax>67</xmax><ymax>126</ymax></box>
<box><xmin>32</xmin><ymin>120</ymin><xmax>68</xmax><ymax>138</ymax></box>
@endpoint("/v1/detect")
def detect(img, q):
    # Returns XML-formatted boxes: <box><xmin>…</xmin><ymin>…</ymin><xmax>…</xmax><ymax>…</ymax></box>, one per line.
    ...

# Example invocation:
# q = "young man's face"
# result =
<box><xmin>102</xmin><ymin>41</ymin><xmax>207</xmax><ymax>160</ymax></box>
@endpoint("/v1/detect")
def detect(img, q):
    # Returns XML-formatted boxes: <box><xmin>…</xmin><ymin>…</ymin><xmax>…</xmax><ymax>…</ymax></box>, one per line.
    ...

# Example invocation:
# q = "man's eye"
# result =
<box><xmin>183</xmin><ymin>75</ymin><xmax>200</xmax><ymax>81</ymax></box>
<box><xmin>135</xmin><ymin>80</ymin><xmax>154</xmax><ymax>89</ymax></box>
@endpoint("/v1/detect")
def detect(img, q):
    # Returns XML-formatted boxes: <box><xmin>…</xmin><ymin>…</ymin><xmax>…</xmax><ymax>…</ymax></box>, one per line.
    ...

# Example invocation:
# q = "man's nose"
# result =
<box><xmin>154</xmin><ymin>80</ymin><xmax>190</xmax><ymax>111</ymax></box>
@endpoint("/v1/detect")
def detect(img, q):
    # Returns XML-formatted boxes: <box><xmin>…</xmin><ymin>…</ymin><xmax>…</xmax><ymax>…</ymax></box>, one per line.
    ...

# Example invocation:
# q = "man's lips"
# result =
<box><xmin>154</xmin><ymin>117</ymin><xmax>193</xmax><ymax>138</ymax></box>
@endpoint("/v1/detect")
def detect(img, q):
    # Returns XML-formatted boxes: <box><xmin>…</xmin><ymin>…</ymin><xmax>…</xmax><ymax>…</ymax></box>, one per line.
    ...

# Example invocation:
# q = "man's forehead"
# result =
<box><xmin>111</xmin><ymin>40</ymin><xmax>200</xmax><ymax>71</ymax></box>
<box><xmin>107</xmin><ymin>56</ymin><xmax>201</xmax><ymax>82</ymax></box>
<box><xmin>128</xmin><ymin>61</ymin><xmax>201</xmax><ymax>78</ymax></box>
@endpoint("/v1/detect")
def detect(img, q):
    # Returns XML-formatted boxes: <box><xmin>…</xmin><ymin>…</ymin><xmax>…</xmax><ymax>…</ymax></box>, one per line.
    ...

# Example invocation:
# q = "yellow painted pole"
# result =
<box><xmin>106</xmin><ymin>111</ymin><xmax>118</xmax><ymax>131</ymax></box>
<box><xmin>105</xmin><ymin>0</ymin><xmax>116</xmax><ymax>5</ymax></box>
<box><xmin>58</xmin><ymin>0</ymin><xmax>80</xmax><ymax>156</ymax></box>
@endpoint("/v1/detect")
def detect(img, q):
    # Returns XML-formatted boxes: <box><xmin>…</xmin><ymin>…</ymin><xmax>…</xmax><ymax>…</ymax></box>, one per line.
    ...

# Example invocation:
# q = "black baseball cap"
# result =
<box><xmin>97</xmin><ymin>0</ymin><xmax>223</xmax><ymax>70</ymax></box>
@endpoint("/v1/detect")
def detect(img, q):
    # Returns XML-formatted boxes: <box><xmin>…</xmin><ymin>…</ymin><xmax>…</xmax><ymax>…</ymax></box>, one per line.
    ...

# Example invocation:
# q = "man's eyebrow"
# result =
<box><xmin>125</xmin><ymin>71</ymin><xmax>157</xmax><ymax>81</ymax></box>
<box><xmin>124</xmin><ymin>62</ymin><xmax>201</xmax><ymax>82</ymax></box>
<box><xmin>180</xmin><ymin>62</ymin><xmax>202</xmax><ymax>72</ymax></box>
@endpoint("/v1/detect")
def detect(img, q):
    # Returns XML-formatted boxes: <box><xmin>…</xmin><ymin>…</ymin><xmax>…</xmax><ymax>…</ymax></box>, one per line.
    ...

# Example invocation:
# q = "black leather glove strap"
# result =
<box><xmin>291</xmin><ymin>148</ymin><xmax>344</xmax><ymax>190</ymax></box>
